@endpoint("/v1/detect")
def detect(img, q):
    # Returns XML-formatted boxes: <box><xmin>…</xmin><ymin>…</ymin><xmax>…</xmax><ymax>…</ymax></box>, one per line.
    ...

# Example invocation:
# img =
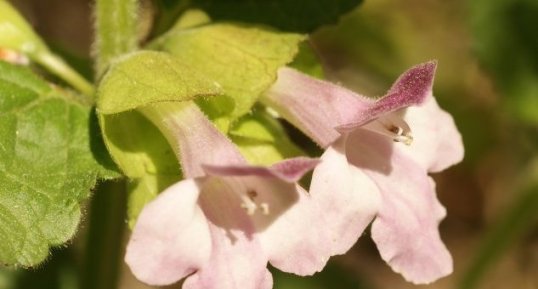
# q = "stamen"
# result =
<box><xmin>240</xmin><ymin>200</ymin><xmax>257</xmax><ymax>215</ymax></box>
<box><xmin>394</xmin><ymin>134</ymin><xmax>413</xmax><ymax>146</ymax></box>
<box><xmin>260</xmin><ymin>203</ymin><xmax>270</xmax><ymax>215</ymax></box>
<box><xmin>363</xmin><ymin>114</ymin><xmax>413</xmax><ymax>145</ymax></box>
<box><xmin>239</xmin><ymin>189</ymin><xmax>270</xmax><ymax>215</ymax></box>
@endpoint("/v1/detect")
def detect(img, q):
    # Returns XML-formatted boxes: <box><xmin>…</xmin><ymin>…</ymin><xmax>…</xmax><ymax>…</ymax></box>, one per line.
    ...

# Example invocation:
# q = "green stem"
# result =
<box><xmin>94</xmin><ymin>0</ymin><xmax>139</xmax><ymax>79</ymax></box>
<box><xmin>81</xmin><ymin>180</ymin><xmax>127</xmax><ymax>289</ymax></box>
<box><xmin>35</xmin><ymin>52</ymin><xmax>94</xmax><ymax>96</ymax></box>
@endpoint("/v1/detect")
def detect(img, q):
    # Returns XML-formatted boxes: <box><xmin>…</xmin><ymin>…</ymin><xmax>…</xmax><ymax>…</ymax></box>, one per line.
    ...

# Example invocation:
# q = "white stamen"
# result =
<box><xmin>394</xmin><ymin>134</ymin><xmax>413</xmax><ymax>145</ymax></box>
<box><xmin>240</xmin><ymin>199</ymin><xmax>258</xmax><ymax>215</ymax></box>
<box><xmin>363</xmin><ymin>114</ymin><xmax>413</xmax><ymax>145</ymax></box>
<box><xmin>239</xmin><ymin>189</ymin><xmax>271</xmax><ymax>215</ymax></box>
<box><xmin>260</xmin><ymin>203</ymin><xmax>270</xmax><ymax>215</ymax></box>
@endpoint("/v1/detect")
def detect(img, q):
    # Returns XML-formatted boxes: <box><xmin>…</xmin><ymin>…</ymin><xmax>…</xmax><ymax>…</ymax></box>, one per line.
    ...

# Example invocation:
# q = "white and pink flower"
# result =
<box><xmin>263</xmin><ymin>61</ymin><xmax>464</xmax><ymax>284</ymax></box>
<box><xmin>126</xmin><ymin>103</ymin><xmax>347</xmax><ymax>288</ymax></box>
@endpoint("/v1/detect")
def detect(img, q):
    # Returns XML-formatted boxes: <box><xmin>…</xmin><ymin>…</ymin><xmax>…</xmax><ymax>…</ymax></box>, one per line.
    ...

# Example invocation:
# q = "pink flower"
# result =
<box><xmin>125</xmin><ymin>102</ymin><xmax>344</xmax><ymax>288</ymax></box>
<box><xmin>262</xmin><ymin>62</ymin><xmax>464</xmax><ymax>284</ymax></box>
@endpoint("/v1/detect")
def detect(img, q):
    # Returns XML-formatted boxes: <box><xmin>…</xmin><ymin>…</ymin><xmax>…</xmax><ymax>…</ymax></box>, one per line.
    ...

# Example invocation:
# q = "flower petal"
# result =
<box><xmin>125</xmin><ymin>179</ymin><xmax>211</xmax><ymax>286</ymax></box>
<box><xmin>246</xmin><ymin>139</ymin><xmax>380</xmax><ymax>276</ymax></box>
<box><xmin>182</xmin><ymin>225</ymin><xmax>269</xmax><ymax>289</ymax></box>
<box><xmin>400</xmin><ymin>96</ymin><xmax>464</xmax><ymax>172</ymax></box>
<box><xmin>246</xmin><ymin>178</ymin><xmax>327</xmax><ymax>275</ymax></box>
<box><xmin>262</xmin><ymin>63</ymin><xmax>437</xmax><ymax>148</ymax></box>
<box><xmin>183</xmin><ymin>177</ymin><xmax>269</xmax><ymax>289</ymax></box>
<box><xmin>260</xmin><ymin>270</ymin><xmax>273</xmax><ymax>289</ymax></box>
<box><xmin>262</xmin><ymin>67</ymin><xmax>374</xmax><ymax>147</ymax></box>
<box><xmin>337</xmin><ymin>61</ymin><xmax>437</xmax><ymax>132</ymax></box>
<box><xmin>386</xmin><ymin>61</ymin><xmax>437</xmax><ymax>106</ymax></box>
<box><xmin>309</xmin><ymin>138</ymin><xmax>381</xmax><ymax>255</ymax></box>
<box><xmin>202</xmin><ymin>157</ymin><xmax>319</xmax><ymax>183</ymax></box>
<box><xmin>269</xmin><ymin>157</ymin><xmax>320</xmax><ymax>182</ymax></box>
<box><xmin>346</xmin><ymin>129</ymin><xmax>452</xmax><ymax>284</ymax></box>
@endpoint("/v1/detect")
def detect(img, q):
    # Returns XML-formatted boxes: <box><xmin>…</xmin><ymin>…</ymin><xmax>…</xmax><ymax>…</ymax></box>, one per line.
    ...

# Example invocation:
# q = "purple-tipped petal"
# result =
<box><xmin>202</xmin><ymin>157</ymin><xmax>319</xmax><ymax>183</ymax></box>
<box><xmin>262</xmin><ymin>67</ymin><xmax>375</xmax><ymax>147</ymax></box>
<box><xmin>400</xmin><ymin>96</ymin><xmax>464</xmax><ymax>172</ymax></box>
<box><xmin>263</xmin><ymin>63</ymin><xmax>437</xmax><ymax>144</ymax></box>
<box><xmin>269</xmin><ymin>157</ymin><xmax>320</xmax><ymax>182</ymax></box>
<box><xmin>337</xmin><ymin>61</ymin><xmax>437</xmax><ymax>132</ymax></box>
<box><xmin>346</xmin><ymin>129</ymin><xmax>452</xmax><ymax>284</ymax></box>
<box><xmin>125</xmin><ymin>180</ymin><xmax>211</xmax><ymax>286</ymax></box>
<box><xmin>387</xmin><ymin>61</ymin><xmax>437</xmax><ymax>104</ymax></box>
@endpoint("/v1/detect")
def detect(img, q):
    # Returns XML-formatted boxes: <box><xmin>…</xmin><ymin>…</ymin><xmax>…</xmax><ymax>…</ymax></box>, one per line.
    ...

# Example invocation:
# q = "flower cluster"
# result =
<box><xmin>125</xmin><ymin>61</ymin><xmax>464</xmax><ymax>288</ymax></box>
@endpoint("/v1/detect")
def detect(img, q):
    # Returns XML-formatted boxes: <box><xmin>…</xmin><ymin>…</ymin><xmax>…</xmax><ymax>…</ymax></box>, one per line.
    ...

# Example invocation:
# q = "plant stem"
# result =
<box><xmin>81</xmin><ymin>180</ymin><xmax>127</xmax><ymax>289</ymax></box>
<box><xmin>94</xmin><ymin>0</ymin><xmax>139</xmax><ymax>79</ymax></box>
<box><xmin>35</xmin><ymin>52</ymin><xmax>94</xmax><ymax>96</ymax></box>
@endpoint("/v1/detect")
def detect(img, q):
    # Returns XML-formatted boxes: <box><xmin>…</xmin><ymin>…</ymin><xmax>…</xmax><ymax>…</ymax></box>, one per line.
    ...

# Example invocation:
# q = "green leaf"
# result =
<box><xmin>170</xmin><ymin>8</ymin><xmax>211</xmax><ymax>31</ymax></box>
<box><xmin>289</xmin><ymin>42</ymin><xmax>325</xmax><ymax>79</ymax></box>
<box><xmin>0</xmin><ymin>61</ymin><xmax>117</xmax><ymax>267</ymax></box>
<box><xmin>99</xmin><ymin>111</ymin><xmax>181</xmax><ymax>227</ymax></box>
<box><xmin>157</xmin><ymin>0</ymin><xmax>363</xmax><ymax>33</ymax></box>
<box><xmin>150</xmin><ymin>23</ymin><xmax>304</xmax><ymax>126</ymax></box>
<box><xmin>229</xmin><ymin>107</ymin><xmax>304</xmax><ymax>165</ymax></box>
<box><xmin>96</xmin><ymin>50</ymin><xmax>222</xmax><ymax>114</ymax></box>
<box><xmin>97</xmin><ymin>50</ymin><xmax>223</xmax><ymax>225</ymax></box>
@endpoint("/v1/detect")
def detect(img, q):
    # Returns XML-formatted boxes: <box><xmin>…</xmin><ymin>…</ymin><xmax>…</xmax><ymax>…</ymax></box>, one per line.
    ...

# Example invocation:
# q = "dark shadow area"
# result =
<box><xmin>89</xmin><ymin>108</ymin><xmax>121</xmax><ymax>174</ymax></box>
<box><xmin>271</xmin><ymin>257</ymin><xmax>373</xmax><ymax>289</ymax></box>
<box><xmin>13</xmin><ymin>247</ymin><xmax>78</xmax><ymax>289</ymax></box>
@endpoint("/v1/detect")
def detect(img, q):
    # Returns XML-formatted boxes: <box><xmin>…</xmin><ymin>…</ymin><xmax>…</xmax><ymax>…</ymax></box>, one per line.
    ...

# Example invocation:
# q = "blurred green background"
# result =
<box><xmin>1</xmin><ymin>0</ymin><xmax>537</xmax><ymax>288</ymax></box>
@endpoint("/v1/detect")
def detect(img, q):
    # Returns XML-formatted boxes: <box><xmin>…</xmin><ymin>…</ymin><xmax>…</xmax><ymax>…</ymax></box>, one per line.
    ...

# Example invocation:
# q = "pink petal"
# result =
<box><xmin>125</xmin><ymin>180</ymin><xmax>211</xmax><ymax>286</ymax></box>
<box><xmin>260</xmin><ymin>270</ymin><xmax>273</xmax><ymax>289</ymax></box>
<box><xmin>346</xmin><ymin>129</ymin><xmax>452</xmax><ymax>284</ymax></box>
<box><xmin>247</xmin><ymin>139</ymin><xmax>380</xmax><ymax>276</ymax></box>
<box><xmin>386</xmin><ymin>61</ymin><xmax>437</xmax><ymax>106</ymax></box>
<box><xmin>269</xmin><ymin>157</ymin><xmax>320</xmax><ymax>182</ymax></box>
<box><xmin>245</xmin><ymin>177</ymin><xmax>328</xmax><ymax>275</ymax></box>
<box><xmin>262</xmin><ymin>67</ymin><xmax>374</xmax><ymax>147</ymax></box>
<box><xmin>183</xmin><ymin>178</ymin><xmax>269</xmax><ymax>289</ymax></box>
<box><xmin>202</xmin><ymin>157</ymin><xmax>319</xmax><ymax>183</ymax></box>
<box><xmin>337</xmin><ymin>61</ymin><xmax>437</xmax><ymax>132</ymax></box>
<box><xmin>308</xmin><ymin>138</ymin><xmax>381</xmax><ymax>256</ymax></box>
<box><xmin>263</xmin><ymin>63</ymin><xmax>437</xmax><ymax>147</ymax></box>
<box><xmin>400</xmin><ymin>96</ymin><xmax>464</xmax><ymax>172</ymax></box>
